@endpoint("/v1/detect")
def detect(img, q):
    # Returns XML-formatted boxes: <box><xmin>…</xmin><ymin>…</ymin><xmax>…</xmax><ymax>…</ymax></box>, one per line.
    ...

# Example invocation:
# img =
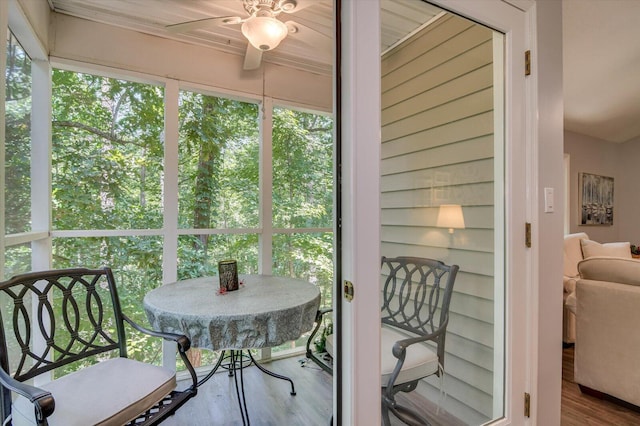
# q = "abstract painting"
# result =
<box><xmin>579</xmin><ymin>173</ymin><xmax>614</xmax><ymax>226</ymax></box>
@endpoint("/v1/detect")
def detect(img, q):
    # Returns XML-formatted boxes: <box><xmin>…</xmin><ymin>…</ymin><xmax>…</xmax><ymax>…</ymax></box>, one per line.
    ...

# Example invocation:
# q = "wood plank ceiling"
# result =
<box><xmin>47</xmin><ymin>0</ymin><xmax>442</xmax><ymax>76</ymax></box>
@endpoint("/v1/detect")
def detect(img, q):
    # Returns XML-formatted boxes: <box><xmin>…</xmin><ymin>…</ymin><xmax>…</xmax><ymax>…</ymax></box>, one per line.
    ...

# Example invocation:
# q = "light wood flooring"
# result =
<box><xmin>164</xmin><ymin>354</ymin><xmax>463</xmax><ymax>426</ymax></box>
<box><xmin>164</xmin><ymin>347</ymin><xmax>640</xmax><ymax>425</ymax></box>
<box><xmin>562</xmin><ymin>346</ymin><xmax>640</xmax><ymax>425</ymax></box>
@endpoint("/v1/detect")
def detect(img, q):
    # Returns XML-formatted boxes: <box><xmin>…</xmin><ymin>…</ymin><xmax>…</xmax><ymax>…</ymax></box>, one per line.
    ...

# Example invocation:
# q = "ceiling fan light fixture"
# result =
<box><xmin>241</xmin><ymin>15</ymin><xmax>288</xmax><ymax>51</ymax></box>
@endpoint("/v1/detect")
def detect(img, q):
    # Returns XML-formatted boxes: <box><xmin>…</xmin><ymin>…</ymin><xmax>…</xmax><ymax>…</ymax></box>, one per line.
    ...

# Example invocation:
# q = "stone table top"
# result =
<box><xmin>143</xmin><ymin>274</ymin><xmax>321</xmax><ymax>351</ymax></box>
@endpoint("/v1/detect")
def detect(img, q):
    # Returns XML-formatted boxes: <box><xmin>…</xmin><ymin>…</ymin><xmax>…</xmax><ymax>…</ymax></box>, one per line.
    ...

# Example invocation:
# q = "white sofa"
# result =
<box><xmin>563</xmin><ymin>232</ymin><xmax>589</xmax><ymax>344</ymax></box>
<box><xmin>572</xmin><ymin>256</ymin><xmax>640</xmax><ymax>407</ymax></box>
<box><xmin>563</xmin><ymin>233</ymin><xmax>632</xmax><ymax>344</ymax></box>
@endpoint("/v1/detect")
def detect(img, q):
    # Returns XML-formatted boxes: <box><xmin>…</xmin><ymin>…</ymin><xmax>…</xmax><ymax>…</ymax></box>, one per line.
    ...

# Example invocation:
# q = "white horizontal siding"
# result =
<box><xmin>381</xmin><ymin>12</ymin><xmax>496</xmax><ymax>422</ymax></box>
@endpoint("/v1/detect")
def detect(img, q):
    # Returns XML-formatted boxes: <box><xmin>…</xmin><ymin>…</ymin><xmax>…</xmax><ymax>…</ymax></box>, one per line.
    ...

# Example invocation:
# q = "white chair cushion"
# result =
<box><xmin>12</xmin><ymin>357</ymin><xmax>176</xmax><ymax>426</ymax></box>
<box><xmin>380</xmin><ymin>325</ymin><xmax>439</xmax><ymax>388</ymax></box>
<box><xmin>580</xmin><ymin>239</ymin><xmax>631</xmax><ymax>259</ymax></box>
<box><xmin>326</xmin><ymin>333</ymin><xmax>335</xmax><ymax>358</ymax></box>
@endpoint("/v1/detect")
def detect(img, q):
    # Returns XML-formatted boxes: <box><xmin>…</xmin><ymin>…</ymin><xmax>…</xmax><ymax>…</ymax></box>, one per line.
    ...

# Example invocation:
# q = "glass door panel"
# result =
<box><xmin>380</xmin><ymin>2</ymin><xmax>505</xmax><ymax>423</ymax></box>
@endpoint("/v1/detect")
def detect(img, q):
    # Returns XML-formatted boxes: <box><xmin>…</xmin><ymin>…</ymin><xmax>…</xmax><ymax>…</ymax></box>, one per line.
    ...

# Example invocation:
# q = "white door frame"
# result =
<box><xmin>339</xmin><ymin>0</ymin><xmax>540</xmax><ymax>424</ymax></box>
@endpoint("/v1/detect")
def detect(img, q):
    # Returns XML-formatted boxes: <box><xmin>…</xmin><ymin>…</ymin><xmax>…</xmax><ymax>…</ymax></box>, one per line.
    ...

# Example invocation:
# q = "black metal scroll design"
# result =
<box><xmin>381</xmin><ymin>256</ymin><xmax>454</xmax><ymax>337</ymax></box>
<box><xmin>0</xmin><ymin>268</ymin><xmax>121</xmax><ymax>382</ymax></box>
<box><xmin>380</xmin><ymin>256</ymin><xmax>459</xmax><ymax>426</ymax></box>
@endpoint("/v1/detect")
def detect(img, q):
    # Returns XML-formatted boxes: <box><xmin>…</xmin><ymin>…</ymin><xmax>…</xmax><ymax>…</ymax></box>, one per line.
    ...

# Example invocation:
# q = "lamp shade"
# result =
<box><xmin>241</xmin><ymin>16</ymin><xmax>288</xmax><ymax>51</ymax></box>
<box><xmin>437</xmin><ymin>204</ymin><xmax>465</xmax><ymax>233</ymax></box>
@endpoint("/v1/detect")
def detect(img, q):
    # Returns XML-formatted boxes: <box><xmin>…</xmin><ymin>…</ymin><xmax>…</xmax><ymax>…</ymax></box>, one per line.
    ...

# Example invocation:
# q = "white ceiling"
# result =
<box><xmin>46</xmin><ymin>0</ymin><xmax>640</xmax><ymax>144</ymax></box>
<box><xmin>563</xmin><ymin>0</ymin><xmax>640</xmax><ymax>143</ymax></box>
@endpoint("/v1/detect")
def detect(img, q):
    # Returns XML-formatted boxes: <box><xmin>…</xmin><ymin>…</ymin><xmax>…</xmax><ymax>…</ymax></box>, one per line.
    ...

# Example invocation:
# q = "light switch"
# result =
<box><xmin>544</xmin><ymin>187</ymin><xmax>554</xmax><ymax>213</ymax></box>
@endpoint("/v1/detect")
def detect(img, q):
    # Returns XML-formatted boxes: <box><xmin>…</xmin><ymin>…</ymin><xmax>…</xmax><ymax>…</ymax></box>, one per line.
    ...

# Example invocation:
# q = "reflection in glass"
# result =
<box><xmin>381</xmin><ymin>2</ymin><xmax>504</xmax><ymax>423</ymax></box>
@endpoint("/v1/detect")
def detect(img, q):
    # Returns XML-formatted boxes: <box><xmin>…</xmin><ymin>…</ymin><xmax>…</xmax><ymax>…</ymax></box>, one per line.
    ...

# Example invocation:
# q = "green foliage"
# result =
<box><xmin>40</xmin><ymin>69</ymin><xmax>335</xmax><ymax>368</ymax></box>
<box><xmin>4</xmin><ymin>32</ymin><xmax>32</xmax><ymax>235</ymax></box>
<box><xmin>51</xmin><ymin>70</ymin><xmax>164</xmax><ymax>231</ymax></box>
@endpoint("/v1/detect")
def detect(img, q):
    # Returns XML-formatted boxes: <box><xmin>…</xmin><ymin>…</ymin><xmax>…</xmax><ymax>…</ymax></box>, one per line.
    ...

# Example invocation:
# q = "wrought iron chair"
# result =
<box><xmin>305</xmin><ymin>307</ymin><xmax>334</xmax><ymax>375</ymax></box>
<box><xmin>0</xmin><ymin>267</ymin><xmax>198</xmax><ymax>426</ymax></box>
<box><xmin>380</xmin><ymin>256</ymin><xmax>458</xmax><ymax>426</ymax></box>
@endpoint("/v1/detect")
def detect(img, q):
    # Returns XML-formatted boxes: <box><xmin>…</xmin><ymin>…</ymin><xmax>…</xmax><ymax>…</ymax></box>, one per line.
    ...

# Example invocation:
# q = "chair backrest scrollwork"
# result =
<box><xmin>0</xmin><ymin>267</ymin><xmax>126</xmax><ymax>384</ymax></box>
<box><xmin>380</xmin><ymin>256</ymin><xmax>458</xmax><ymax>362</ymax></box>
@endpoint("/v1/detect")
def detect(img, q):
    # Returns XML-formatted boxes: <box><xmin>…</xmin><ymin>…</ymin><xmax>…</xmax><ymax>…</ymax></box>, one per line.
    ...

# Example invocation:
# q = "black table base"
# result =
<box><xmin>196</xmin><ymin>349</ymin><xmax>296</xmax><ymax>425</ymax></box>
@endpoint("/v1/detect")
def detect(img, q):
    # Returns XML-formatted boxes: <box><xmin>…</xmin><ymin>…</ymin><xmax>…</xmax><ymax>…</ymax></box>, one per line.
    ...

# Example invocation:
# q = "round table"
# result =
<box><xmin>143</xmin><ymin>274</ymin><xmax>321</xmax><ymax>351</ymax></box>
<box><xmin>143</xmin><ymin>274</ymin><xmax>321</xmax><ymax>426</ymax></box>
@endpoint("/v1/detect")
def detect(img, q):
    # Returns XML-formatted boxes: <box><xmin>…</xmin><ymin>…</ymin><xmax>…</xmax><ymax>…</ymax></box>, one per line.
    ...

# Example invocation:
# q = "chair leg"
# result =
<box><xmin>382</xmin><ymin>400</ymin><xmax>392</xmax><ymax>426</ymax></box>
<box><xmin>389</xmin><ymin>404</ymin><xmax>431</xmax><ymax>426</ymax></box>
<box><xmin>383</xmin><ymin>385</ymin><xmax>431</xmax><ymax>426</ymax></box>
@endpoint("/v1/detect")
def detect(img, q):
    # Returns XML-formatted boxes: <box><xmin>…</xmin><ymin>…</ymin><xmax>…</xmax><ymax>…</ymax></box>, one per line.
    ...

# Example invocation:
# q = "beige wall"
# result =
<box><xmin>11</xmin><ymin>0</ymin><xmax>49</xmax><ymax>59</ymax></box>
<box><xmin>564</xmin><ymin>130</ymin><xmax>640</xmax><ymax>243</ymax></box>
<box><xmin>618</xmin><ymin>136</ymin><xmax>640</xmax><ymax>245</ymax></box>
<box><xmin>535</xmin><ymin>1</ymin><xmax>564</xmax><ymax>423</ymax></box>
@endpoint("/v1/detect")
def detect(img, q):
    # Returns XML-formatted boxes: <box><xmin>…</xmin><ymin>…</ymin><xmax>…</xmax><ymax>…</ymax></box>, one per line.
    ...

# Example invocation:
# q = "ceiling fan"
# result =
<box><xmin>166</xmin><ymin>0</ymin><xmax>330</xmax><ymax>70</ymax></box>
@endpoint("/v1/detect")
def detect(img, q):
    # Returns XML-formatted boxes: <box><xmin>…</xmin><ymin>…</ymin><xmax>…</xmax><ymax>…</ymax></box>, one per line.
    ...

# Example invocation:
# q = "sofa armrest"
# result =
<box><xmin>563</xmin><ymin>275</ymin><xmax>577</xmax><ymax>295</ymax></box>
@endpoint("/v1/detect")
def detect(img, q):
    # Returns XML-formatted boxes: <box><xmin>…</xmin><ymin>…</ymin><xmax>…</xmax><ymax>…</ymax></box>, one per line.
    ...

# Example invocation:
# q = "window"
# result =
<box><xmin>3</xmin><ymin>30</ymin><xmax>33</xmax><ymax>277</ymax></box>
<box><xmin>48</xmin><ymin>69</ymin><xmax>334</xmax><ymax>366</ymax></box>
<box><xmin>177</xmin><ymin>90</ymin><xmax>260</xmax><ymax>279</ymax></box>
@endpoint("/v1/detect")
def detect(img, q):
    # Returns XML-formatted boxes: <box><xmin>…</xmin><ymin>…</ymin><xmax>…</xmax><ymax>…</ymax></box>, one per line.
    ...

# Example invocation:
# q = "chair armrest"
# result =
<box><xmin>316</xmin><ymin>307</ymin><xmax>333</xmax><ymax>320</ymax></box>
<box><xmin>121</xmin><ymin>314</ymin><xmax>198</xmax><ymax>391</ymax></box>
<box><xmin>0</xmin><ymin>367</ymin><xmax>55</xmax><ymax>423</ymax></box>
<box><xmin>306</xmin><ymin>308</ymin><xmax>333</xmax><ymax>355</ymax></box>
<box><xmin>391</xmin><ymin>320</ymin><xmax>448</xmax><ymax>360</ymax></box>
<box><xmin>122</xmin><ymin>314</ymin><xmax>191</xmax><ymax>353</ymax></box>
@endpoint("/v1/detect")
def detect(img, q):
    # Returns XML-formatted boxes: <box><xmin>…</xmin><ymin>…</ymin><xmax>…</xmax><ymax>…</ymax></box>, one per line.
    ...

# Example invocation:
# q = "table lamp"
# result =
<box><xmin>437</xmin><ymin>204</ymin><xmax>465</xmax><ymax>234</ymax></box>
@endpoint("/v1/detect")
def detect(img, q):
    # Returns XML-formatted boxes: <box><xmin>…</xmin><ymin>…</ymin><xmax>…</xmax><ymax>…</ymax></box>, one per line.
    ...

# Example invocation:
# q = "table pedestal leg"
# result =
<box><xmin>246</xmin><ymin>350</ymin><xmax>296</xmax><ymax>395</ymax></box>
<box><xmin>231</xmin><ymin>350</ymin><xmax>251</xmax><ymax>425</ymax></box>
<box><xmin>196</xmin><ymin>349</ymin><xmax>297</xmax><ymax>426</ymax></box>
<box><xmin>197</xmin><ymin>349</ymin><xmax>226</xmax><ymax>388</ymax></box>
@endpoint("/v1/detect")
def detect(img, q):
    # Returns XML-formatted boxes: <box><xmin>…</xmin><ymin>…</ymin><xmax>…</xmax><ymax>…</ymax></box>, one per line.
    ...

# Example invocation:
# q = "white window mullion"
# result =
<box><xmin>259</xmin><ymin>97</ymin><xmax>273</xmax><ymax>275</ymax></box>
<box><xmin>0</xmin><ymin>1</ymin><xmax>7</xmax><ymax>280</ymax></box>
<box><xmin>259</xmin><ymin>97</ymin><xmax>274</xmax><ymax>360</ymax></box>
<box><xmin>31</xmin><ymin>58</ymin><xmax>52</xmax><ymax>272</ymax></box>
<box><xmin>162</xmin><ymin>80</ymin><xmax>180</xmax><ymax>370</ymax></box>
<box><xmin>163</xmin><ymin>80</ymin><xmax>180</xmax><ymax>285</ymax></box>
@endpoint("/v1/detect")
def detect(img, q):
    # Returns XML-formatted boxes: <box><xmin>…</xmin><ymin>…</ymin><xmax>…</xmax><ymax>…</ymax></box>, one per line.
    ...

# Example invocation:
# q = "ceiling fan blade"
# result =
<box><xmin>166</xmin><ymin>16</ymin><xmax>243</xmax><ymax>33</ymax></box>
<box><xmin>243</xmin><ymin>44</ymin><xmax>263</xmax><ymax>70</ymax></box>
<box><xmin>285</xmin><ymin>21</ymin><xmax>332</xmax><ymax>56</ymax></box>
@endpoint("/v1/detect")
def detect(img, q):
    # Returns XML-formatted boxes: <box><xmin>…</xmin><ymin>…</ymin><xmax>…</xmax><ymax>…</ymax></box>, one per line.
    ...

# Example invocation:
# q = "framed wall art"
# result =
<box><xmin>579</xmin><ymin>172</ymin><xmax>614</xmax><ymax>226</ymax></box>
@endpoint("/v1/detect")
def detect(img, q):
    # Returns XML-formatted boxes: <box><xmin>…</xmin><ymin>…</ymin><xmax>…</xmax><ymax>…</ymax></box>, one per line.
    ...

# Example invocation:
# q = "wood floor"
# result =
<box><xmin>164</xmin><ymin>355</ymin><xmax>332</xmax><ymax>426</ymax></box>
<box><xmin>164</xmin><ymin>353</ymin><xmax>462</xmax><ymax>425</ymax></box>
<box><xmin>164</xmin><ymin>347</ymin><xmax>640</xmax><ymax>425</ymax></box>
<box><xmin>562</xmin><ymin>346</ymin><xmax>640</xmax><ymax>425</ymax></box>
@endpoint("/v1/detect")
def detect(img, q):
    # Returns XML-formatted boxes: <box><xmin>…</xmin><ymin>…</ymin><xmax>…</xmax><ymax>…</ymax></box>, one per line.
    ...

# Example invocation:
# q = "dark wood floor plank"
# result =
<box><xmin>562</xmin><ymin>346</ymin><xmax>640</xmax><ymax>426</ymax></box>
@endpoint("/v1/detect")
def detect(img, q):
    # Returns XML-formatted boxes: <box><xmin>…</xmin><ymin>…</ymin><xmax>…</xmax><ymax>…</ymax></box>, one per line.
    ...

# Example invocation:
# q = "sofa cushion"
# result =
<box><xmin>580</xmin><ymin>239</ymin><xmax>631</xmax><ymax>259</ymax></box>
<box><xmin>12</xmin><ymin>357</ymin><xmax>175</xmax><ymax>426</ymax></box>
<box><xmin>564</xmin><ymin>233</ymin><xmax>589</xmax><ymax>277</ymax></box>
<box><xmin>578</xmin><ymin>256</ymin><xmax>640</xmax><ymax>286</ymax></box>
